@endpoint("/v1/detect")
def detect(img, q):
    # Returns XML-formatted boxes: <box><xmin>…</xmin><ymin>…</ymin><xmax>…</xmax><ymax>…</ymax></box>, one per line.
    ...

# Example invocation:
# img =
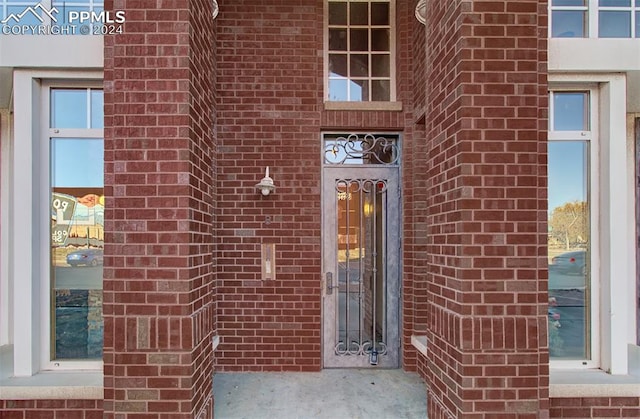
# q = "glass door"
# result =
<box><xmin>322</xmin><ymin>166</ymin><xmax>400</xmax><ymax>368</ymax></box>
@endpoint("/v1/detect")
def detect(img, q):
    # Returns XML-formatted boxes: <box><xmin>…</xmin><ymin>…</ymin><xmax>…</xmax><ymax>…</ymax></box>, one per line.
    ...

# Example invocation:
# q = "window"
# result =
<box><xmin>548</xmin><ymin>77</ymin><xmax>636</xmax><ymax>375</ymax></box>
<box><xmin>1</xmin><ymin>72</ymin><xmax>104</xmax><ymax>377</ymax></box>
<box><xmin>48</xmin><ymin>87</ymin><xmax>104</xmax><ymax>362</ymax></box>
<box><xmin>548</xmin><ymin>90</ymin><xmax>597</xmax><ymax>365</ymax></box>
<box><xmin>326</xmin><ymin>0</ymin><xmax>395</xmax><ymax>102</ymax></box>
<box><xmin>598</xmin><ymin>0</ymin><xmax>640</xmax><ymax>37</ymax></box>
<box><xmin>551</xmin><ymin>0</ymin><xmax>588</xmax><ymax>37</ymax></box>
<box><xmin>550</xmin><ymin>0</ymin><xmax>640</xmax><ymax>37</ymax></box>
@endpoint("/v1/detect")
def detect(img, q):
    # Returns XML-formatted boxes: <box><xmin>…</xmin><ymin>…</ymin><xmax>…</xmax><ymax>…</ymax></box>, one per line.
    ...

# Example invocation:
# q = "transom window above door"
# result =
<box><xmin>326</xmin><ymin>0</ymin><xmax>395</xmax><ymax>102</ymax></box>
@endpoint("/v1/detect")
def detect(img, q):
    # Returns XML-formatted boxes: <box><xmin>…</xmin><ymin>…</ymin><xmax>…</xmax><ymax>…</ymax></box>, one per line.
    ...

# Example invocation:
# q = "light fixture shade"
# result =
<box><xmin>256</xmin><ymin>167</ymin><xmax>276</xmax><ymax>196</ymax></box>
<box><xmin>415</xmin><ymin>0</ymin><xmax>426</xmax><ymax>25</ymax></box>
<box><xmin>212</xmin><ymin>0</ymin><xmax>219</xmax><ymax>19</ymax></box>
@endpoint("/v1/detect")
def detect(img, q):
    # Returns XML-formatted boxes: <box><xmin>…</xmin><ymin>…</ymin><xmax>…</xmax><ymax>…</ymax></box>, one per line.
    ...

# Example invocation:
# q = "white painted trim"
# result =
<box><xmin>0</xmin><ymin>109</ymin><xmax>12</xmax><ymax>347</ymax></box>
<box><xmin>549</xmin><ymin>73</ymin><xmax>636</xmax><ymax>375</ymax></box>
<box><xmin>12</xmin><ymin>71</ymin><xmax>42</xmax><ymax>376</ymax></box>
<box><xmin>9</xmin><ymin>69</ymin><xmax>103</xmax><ymax>377</ymax></box>
<box><xmin>548</xmin><ymin>86</ymin><xmax>600</xmax><ymax>370</ymax></box>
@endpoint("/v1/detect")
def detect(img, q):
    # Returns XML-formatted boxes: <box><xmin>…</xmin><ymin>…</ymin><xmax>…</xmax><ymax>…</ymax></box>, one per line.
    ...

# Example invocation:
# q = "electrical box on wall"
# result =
<box><xmin>262</xmin><ymin>243</ymin><xmax>276</xmax><ymax>281</ymax></box>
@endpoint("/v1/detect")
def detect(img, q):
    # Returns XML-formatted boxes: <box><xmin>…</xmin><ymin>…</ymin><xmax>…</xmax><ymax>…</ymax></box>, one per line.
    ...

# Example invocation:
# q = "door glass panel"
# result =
<box><xmin>335</xmin><ymin>178</ymin><xmax>387</xmax><ymax>364</ymax></box>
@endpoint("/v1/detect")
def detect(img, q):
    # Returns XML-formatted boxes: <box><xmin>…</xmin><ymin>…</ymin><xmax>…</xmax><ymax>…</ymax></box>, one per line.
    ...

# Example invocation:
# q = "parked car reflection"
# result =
<box><xmin>66</xmin><ymin>249</ymin><xmax>104</xmax><ymax>267</ymax></box>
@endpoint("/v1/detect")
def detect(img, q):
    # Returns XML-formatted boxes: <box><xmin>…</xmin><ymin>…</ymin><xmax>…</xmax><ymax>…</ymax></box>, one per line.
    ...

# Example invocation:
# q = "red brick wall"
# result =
<box><xmin>0</xmin><ymin>400</ymin><xmax>103</xmax><ymax>418</ymax></box>
<box><xmin>421</xmin><ymin>0</ymin><xmax>549</xmax><ymax>417</ymax></box>
<box><xmin>102</xmin><ymin>0</ymin><xmax>216</xmax><ymax>417</ymax></box>
<box><xmin>551</xmin><ymin>396</ymin><xmax>640</xmax><ymax>418</ymax></box>
<box><xmin>215</xmin><ymin>0</ymin><xmax>419</xmax><ymax>373</ymax></box>
<box><xmin>214</xmin><ymin>0</ymin><xmax>324</xmax><ymax>372</ymax></box>
<box><xmin>410</xmin><ymin>0</ymin><xmax>429</xmax><ymax>343</ymax></box>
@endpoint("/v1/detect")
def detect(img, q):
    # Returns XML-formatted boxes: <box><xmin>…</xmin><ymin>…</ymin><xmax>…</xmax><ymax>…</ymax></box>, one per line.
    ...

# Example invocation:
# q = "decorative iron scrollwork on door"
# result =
<box><xmin>324</xmin><ymin>133</ymin><xmax>399</xmax><ymax>165</ymax></box>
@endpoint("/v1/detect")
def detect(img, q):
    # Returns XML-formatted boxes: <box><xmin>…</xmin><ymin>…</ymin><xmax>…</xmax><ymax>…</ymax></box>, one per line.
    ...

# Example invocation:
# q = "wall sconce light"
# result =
<box><xmin>256</xmin><ymin>167</ymin><xmax>276</xmax><ymax>196</ymax></box>
<box><xmin>212</xmin><ymin>0</ymin><xmax>219</xmax><ymax>19</ymax></box>
<box><xmin>415</xmin><ymin>0</ymin><xmax>426</xmax><ymax>25</ymax></box>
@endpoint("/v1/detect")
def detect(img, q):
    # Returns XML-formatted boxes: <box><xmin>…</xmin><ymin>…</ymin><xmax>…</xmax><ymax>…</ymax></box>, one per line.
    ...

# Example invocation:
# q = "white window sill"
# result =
<box><xmin>0</xmin><ymin>335</ymin><xmax>222</xmax><ymax>400</ymax></box>
<box><xmin>550</xmin><ymin>344</ymin><xmax>640</xmax><ymax>398</ymax></box>
<box><xmin>0</xmin><ymin>344</ymin><xmax>102</xmax><ymax>400</ymax></box>
<box><xmin>411</xmin><ymin>336</ymin><xmax>640</xmax><ymax>398</ymax></box>
<box><xmin>550</xmin><ymin>369</ymin><xmax>640</xmax><ymax>398</ymax></box>
<box><xmin>0</xmin><ymin>371</ymin><xmax>103</xmax><ymax>400</ymax></box>
<box><xmin>324</xmin><ymin>101</ymin><xmax>403</xmax><ymax>111</ymax></box>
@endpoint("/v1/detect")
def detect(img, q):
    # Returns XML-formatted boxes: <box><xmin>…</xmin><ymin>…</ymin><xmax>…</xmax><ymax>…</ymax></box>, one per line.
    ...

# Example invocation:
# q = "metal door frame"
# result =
<box><xmin>321</xmin><ymin>165</ymin><xmax>401</xmax><ymax>368</ymax></box>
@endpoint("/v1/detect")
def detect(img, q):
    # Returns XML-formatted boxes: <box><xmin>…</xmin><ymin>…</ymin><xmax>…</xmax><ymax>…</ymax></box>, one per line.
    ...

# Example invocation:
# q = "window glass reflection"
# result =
<box><xmin>552</xmin><ymin>10</ymin><xmax>587</xmax><ymax>37</ymax></box>
<box><xmin>553</xmin><ymin>0</ymin><xmax>586</xmax><ymax>5</ymax></box>
<box><xmin>350</xmin><ymin>55</ymin><xmax>369</xmax><ymax>78</ymax></box>
<box><xmin>329</xmin><ymin>28</ymin><xmax>348</xmax><ymax>51</ymax></box>
<box><xmin>350</xmin><ymin>2</ymin><xmax>368</xmax><ymax>25</ymax></box>
<box><xmin>371</xmin><ymin>2</ymin><xmax>389</xmax><ymax>25</ymax></box>
<box><xmin>371</xmin><ymin>80</ymin><xmax>390</xmax><ymax>101</ymax></box>
<box><xmin>371</xmin><ymin>55</ymin><xmax>390</xmax><ymax>77</ymax></box>
<box><xmin>50</xmin><ymin>88</ymin><xmax>104</xmax><ymax>361</ymax></box>
<box><xmin>553</xmin><ymin>92</ymin><xmax>589</xmax><ymax>131</ymax></box>
<box><xmin>52</xmin><ymin>90</ymin><xmax>88</xmax><ymax>128</ymax></box>
<box><xmin>599</xmin><ymin>0</ymin><xmax>630</xmax><ymax>6</ymax></box>
<box><xmin>350</xmin><ymin>28</ymin><xmax>368</xmax><ymax>51</ymax></box>
<box><xmin>599</xmin><ymin>11</ymin><xmax>631</xmax><ymax>37</ymax></box>
<box><xmin>548</xmin><ymin>141</ymin><xmax>590</xmax><ymax>360</ymax></box>
<box><xmin>51</xmin><ymin>138</ymin><xmax>104</xmax><ymax>360</ymax></box>
<box><xmin>91</xmin><ymin>90</ymin><xmax>104</xmax><ymax>129</ymax></box>
<box><xmin>329</xmin><ymin>2</ymin><xmax>347</xmax><ymax>25</ymax></box>
<box><xmin>371</xmin><ymin>29</ymin><xmax>390</xmax><ymax>51</ymax></box>
<box><xmin>327</xmin><ymin>0</ymin><xmax>392</xmax><ymax>102</ymax></box>
<box><xmin>329</xmin><ymin>79</ymin><xmax>349</xmax><ymax>101</ymax></box>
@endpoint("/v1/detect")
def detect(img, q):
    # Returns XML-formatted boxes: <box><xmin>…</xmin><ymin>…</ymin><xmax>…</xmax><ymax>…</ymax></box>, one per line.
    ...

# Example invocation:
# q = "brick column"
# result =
<box><xmin>103</xmin><ymin>1</ymin><xmax>216</xmax><ymax>417</ymax></box>
<box><xmin>423</xmin><ymin>1</ymin><xmax>549</xmax><ymax>417</ymax></box>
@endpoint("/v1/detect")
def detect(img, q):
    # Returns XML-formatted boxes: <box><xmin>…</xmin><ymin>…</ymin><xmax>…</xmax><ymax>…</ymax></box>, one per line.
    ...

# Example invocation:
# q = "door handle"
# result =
<box><xmin>326</xmin><ymin>272</ymin><xmax>337</xmax><ymax>295</ymax></box>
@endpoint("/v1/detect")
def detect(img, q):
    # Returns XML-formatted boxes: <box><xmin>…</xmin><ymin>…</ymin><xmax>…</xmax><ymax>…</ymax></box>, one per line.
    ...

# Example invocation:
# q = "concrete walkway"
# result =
<box><xmin>213</xmin><ymin>369</ymin><xmax>427</xmax><ymax>419</ymax></box>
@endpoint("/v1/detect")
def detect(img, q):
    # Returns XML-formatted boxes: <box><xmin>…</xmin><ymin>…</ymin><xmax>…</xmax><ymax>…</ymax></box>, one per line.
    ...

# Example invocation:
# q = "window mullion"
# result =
<box><xmin>590</xmin><ymin>0</ymin><xmax>599</xmax><ymax>38</ymax></box>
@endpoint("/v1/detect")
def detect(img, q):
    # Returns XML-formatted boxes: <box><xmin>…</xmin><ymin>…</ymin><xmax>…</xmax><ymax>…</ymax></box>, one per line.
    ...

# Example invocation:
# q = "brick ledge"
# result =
<box><xmin>411</xmin><ymin>335</ymin><xmax>427</xmax><ymax>357</ymax></box>
<box><xmin>0</xmin><ymin>371</ymin><xmax>103</xmax><ymax>400</ymax></box>
<box><xmin>550</xmin><ymin>369</ymin><xmax>640</xmax><ymax>398</ymax></box>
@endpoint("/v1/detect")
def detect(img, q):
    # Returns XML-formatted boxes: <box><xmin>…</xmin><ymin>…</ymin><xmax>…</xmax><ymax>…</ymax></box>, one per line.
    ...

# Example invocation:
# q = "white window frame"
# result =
<box><xmin>549</xmin><ymin>73</ymin><xmax>636</xmax><ymax>375</ymax></box>
<box><xmin>324</xmin><ymin>0</ymin><xmax>398</xmax><ymax>106</ymax></box>
<box><xmin>550</xmin><ymin>0</ymin><xmax>640</xmax><ymax>38</ymax></box>
<box><xmin>548</xmin><ymin>86</ymin><xmax>600</xmax><ymax>369</ymax></box>
<box><xmin>2</xmin><ymin>69</ymin><xmax>103</xmax><ymax>376</ymax></box>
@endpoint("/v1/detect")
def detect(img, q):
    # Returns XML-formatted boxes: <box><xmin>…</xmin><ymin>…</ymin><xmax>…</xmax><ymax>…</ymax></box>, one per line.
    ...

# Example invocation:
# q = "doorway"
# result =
<box><xmin>321</xmin><ymin>133</ymin><xmax>401</xmax><ymax>368</ymax></box>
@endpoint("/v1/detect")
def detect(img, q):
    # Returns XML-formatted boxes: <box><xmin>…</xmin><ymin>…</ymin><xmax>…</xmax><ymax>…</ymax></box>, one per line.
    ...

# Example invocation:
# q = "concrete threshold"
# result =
<box><xmin>213</xmin><ymin>369</ymin><xmax>427</xmax><ymax>419</ymax></box>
